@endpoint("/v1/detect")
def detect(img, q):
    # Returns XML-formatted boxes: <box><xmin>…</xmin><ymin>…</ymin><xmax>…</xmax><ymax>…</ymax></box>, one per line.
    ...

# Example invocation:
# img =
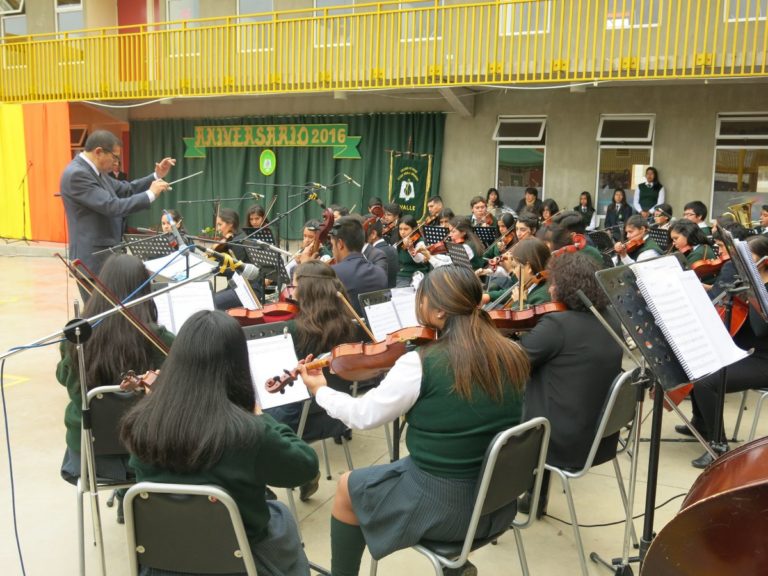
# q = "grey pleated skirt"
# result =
<box><xmin>348</xmin><ymin>456</ymin><xmax>518</xmax><ymax>560</ymax></box>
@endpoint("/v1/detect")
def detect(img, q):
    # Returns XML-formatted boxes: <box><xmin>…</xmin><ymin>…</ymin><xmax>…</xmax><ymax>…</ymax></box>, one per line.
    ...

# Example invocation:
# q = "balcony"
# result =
<box><xmin>1</xmin><ymin>0</ymin><xmax>766</xmax><ymax>103</ymax></box>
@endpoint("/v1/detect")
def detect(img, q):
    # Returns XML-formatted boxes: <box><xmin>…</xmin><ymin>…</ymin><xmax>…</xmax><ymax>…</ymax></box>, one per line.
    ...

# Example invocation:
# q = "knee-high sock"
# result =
<box><xmin>331</xmin><ymin>516</ymin><xmax>367</xmax><ymax>576</ymax></box>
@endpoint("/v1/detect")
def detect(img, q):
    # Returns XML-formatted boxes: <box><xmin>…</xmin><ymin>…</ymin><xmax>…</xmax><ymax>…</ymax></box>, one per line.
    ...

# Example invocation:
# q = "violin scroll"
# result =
<box><xmin>119</xmin><ymin>369</ymin><xmax>160</xmax><ymax>392</ymax></box>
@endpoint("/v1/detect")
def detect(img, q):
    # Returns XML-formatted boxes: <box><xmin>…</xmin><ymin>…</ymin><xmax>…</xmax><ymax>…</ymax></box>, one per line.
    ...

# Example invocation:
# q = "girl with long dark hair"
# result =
<box><xmin>633</xmin><ymin>166</ymin><xmax>665</xmax><ymax>217</ymax></box>
<box><xmin>603</xmin><ymin>189</ymin><xmax>634</xmax><ymax>241</ymax></box>
<box><xmin>574</xmin><ymin>191</ymin><xmax>597</xmax><ymax>231</ymax></box>
<box><xmin>298</xmin><ymin>265</ymin><xmax>530</xmax><ymax>576</ymax></box>
<box><xmin>121</xmin><ymin>310</ymin><xmax>318</xmax><ymax>575</ymax></box>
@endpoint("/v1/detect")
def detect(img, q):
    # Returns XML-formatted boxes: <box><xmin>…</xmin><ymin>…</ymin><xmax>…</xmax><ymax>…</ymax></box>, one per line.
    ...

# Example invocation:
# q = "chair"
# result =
<box><xmin>544</xmin><ymin>371</ymin><xmax>639</xmax><ymax>576</ymax></box>
<box><xmin>77</xmin><ymin>385</ymin><xmax>144</xmax><ymax>576</ymax></box>
<box><xmin>124</xmin><ymin>482</ymin><xmax>258</xmax><ymax>575</ymax></box>
<box><xmin>370</xmin><ymin>417</ymin><xmax>551</xmax><ymax>576</ymax></box>
<box><xmin>730</xmin><ymin>388</ymin><xmax>768</xmax><ymax>442</ymax></box>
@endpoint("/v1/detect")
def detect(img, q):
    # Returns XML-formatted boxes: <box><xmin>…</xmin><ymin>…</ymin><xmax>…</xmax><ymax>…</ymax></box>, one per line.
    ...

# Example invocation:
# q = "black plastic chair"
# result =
<box><xmin>370</xmin><ymin>417</ymin><xmax>551</xmax><ymax>576</ymax></box>
<box><xmin>124</xmin><ymin>482</ymin><xmax>258</xmax><ymax>575</ymax></box>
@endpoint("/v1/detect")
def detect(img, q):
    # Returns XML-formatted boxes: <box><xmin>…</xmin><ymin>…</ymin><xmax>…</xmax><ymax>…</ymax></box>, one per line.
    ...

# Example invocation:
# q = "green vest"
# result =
<box><xmin>629</xmin><ymin>237</ymin><xmax>662</xmax><ymax>259</ymax></box>
<box><xmin>406</xmin><ymin>348</ymin><xmax>523</xmax><ymax>479</ymax></box>
<box><xmin>527</xmin><ymin>280</ymin><xmax>551</xmax><ymax>305</ymax></box>
<box><xmin>582</xmin><ymin>244</ymin><xmax>606</xmax><ymax>267</ymax></box>
<box><xmin>638</xmin><ymin>183</ymin><xmax>660</xmax><ymax>211</ymax></box>
<box><xmin>396</xmin><ymin>246</ymin><xmax>429</xmax><ymax>279</ymax></box>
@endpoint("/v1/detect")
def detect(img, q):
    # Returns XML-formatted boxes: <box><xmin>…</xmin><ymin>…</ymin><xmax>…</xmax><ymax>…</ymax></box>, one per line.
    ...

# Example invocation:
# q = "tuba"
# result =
<box><xmin>723</xmin><ymin>201</ymin><xmax>754</xmax><ymax>229</ymax></box>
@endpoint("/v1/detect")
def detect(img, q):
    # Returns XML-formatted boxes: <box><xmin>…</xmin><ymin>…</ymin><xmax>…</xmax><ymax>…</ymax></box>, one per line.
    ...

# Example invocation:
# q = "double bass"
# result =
<box><xmin>641</xmin><ymin>437</ymin><xmax>768</xmax><ymax>576</ymax></box>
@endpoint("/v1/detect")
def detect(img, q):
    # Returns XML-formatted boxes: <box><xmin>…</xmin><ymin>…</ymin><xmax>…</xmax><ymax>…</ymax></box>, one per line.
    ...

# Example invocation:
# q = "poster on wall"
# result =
<box><xmin>388</xmin><ymin>152</ymin><xmax>433</xmax><ymax>222</ymax></box>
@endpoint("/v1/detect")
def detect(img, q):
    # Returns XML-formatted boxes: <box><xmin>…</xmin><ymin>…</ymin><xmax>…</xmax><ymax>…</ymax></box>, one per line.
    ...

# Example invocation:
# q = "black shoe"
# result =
<box><xmin>299</xmin><ymin>472</ymin><xmax>321</xmax><ymax>502</ymax></box>
<box><xmin>692</xmin><ymin>444</ymin><xmax>729</xmax><ymax>469</ymax></box>
<box><xmin>675</xmin><ymin>424</ymin><xmax>703</xmax><ymax>437</ymax></box>
<box><xmin>333</xmin><ymin>428</ymin><xmax>352</xmax><ymax>445</ymax></box>
<box><xmin>443</xmin><ymin>560</ymin><xmax>477</xmax><ymax>576</ymax></box>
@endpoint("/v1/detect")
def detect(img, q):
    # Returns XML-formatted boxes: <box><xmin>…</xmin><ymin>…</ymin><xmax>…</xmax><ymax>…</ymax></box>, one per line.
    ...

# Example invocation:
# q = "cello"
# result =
<box><xmin>641</xmin><ymin>436</ymin><xmax>768</xmax><ymax>576</ymax></box>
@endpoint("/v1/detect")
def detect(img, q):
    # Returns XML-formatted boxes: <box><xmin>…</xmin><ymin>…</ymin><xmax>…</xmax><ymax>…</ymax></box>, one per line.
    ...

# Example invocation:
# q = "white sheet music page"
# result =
<box><xmin>153</xmin><ymin>293</ymin><xmax>175</xmax><ymax>333</ymax></box>
<box><xmin>144</xmin><ymin>252</ymin><xmax>215</xmax><ymax>282</ymax></box>
<box><xmin>365</xmin><ymin>301</ymin><xmax>402</xmax><ymax>342</ymax></box>
<box><xmin>391</xmin><ymin>287</ymin><xmax>419</xmax><ymax>327</ymax></box>
<box><xmin>232</xmin><ymin>273</ymin><xmax>259</xmax><ymax>310</ymax></box>
<box><xmin>633</xmin><ymin>257</ymin><xmax>748</xmax><ymax>380</ymax></box>
<box><xmin>246</xmin><ymin>334</ymin><xmax>310</xmax><ymax>409</ymax></box>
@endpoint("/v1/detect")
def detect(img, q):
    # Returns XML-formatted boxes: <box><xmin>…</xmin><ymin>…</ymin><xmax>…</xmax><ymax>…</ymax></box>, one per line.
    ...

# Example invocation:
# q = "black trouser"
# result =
<box><xmin>691</xmin><ymin>354</ymin><xmax>768</xmax><ymax>442</ymax></box>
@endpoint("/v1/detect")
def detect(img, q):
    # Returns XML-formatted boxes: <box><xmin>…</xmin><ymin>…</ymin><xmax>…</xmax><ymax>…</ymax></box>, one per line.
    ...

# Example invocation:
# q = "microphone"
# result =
<box><xmin>343</xmin><ymin>174</ymin><xmax>361</xmax><ymax>188</ymax></box>
<box><xmin>163</xmin><ymin>210</ymin><xmax>187</xmax><ymax>249</ymax></box>
<box><xmin>251</xmin><ymin>192</ymin><xmax>265</xmax><ymax>199</ymax></box>
<box><xmin>204</xmin><ymin>248</ymin><xmax>260</xmax><ymax>279</ymax></box>
<box><xmin>309</xmin><ymin>182</ymin><xmax>328</xmax><ymax>190</ymax></box>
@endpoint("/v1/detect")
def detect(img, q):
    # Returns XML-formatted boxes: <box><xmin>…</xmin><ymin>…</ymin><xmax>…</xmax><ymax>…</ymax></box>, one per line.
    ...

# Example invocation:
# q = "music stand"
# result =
<box><xmin>588</xmin><ymin>230</ymin><xmax>614</xmax><ymax>254</ymax></box>
<box><xmin>422</xmin><ymin>225</ymin><xmax>449</xmax><ymax>246</ymax></box>
<box><xmin>721</xmin><ymin>230</ymin><xmax>768</xmax><ymax>319</ymax></box>
<box><xmin>123</xmin><ymin>234</ymin><xmax>176</xmax><ymax>261</ymax></box>
<box><xmin>472</xmin><ymin>226</ymin><xmax>500</xmax><ymax>248</ymax></box>
<box><xmin>242</xmin><ymin>245</ymin><xmax>291</xmax><ymax>292</ymax></box>
<box><xmin>242</xmin><ymin>227</ymin><xmax>276</xmax><ymax>245</ymax></box>
<box><xmin>648</xmin><ymin>228</ymin><xmax>671</xmax><ymax>253</ymax></box>
<box><xmin>445</xmin><ymin>242</ymin><xmax>472</xmax><ymax>270</ymax></box>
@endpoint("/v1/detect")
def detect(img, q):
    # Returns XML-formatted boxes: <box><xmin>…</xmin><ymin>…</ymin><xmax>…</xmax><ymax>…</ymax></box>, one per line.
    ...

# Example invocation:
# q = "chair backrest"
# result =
<box><xmin>460</xmin><ymin>418</ymin><xmax>551</xmax><ymax>560</ymax></box>
<box><xmin>124</xmin><ymin>482</ymin><xmax>258</xmax><ymax>576</ymax></box>
<box><xmin>86</xmin><ymin>385</ymin><xmax>144</xmax><ymax>457</ymax></box>
<box><xmin>578</xmin><ymin>370</ymin><xmax>638</xmax><ymax>475</ymax></box>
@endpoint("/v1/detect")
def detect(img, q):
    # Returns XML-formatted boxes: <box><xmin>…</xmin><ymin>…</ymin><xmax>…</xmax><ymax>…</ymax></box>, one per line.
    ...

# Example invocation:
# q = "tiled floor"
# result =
<box><xmin>0</xmin><ymin>246</ymin><xmax>764</xmax><ymax>575</ymax></box>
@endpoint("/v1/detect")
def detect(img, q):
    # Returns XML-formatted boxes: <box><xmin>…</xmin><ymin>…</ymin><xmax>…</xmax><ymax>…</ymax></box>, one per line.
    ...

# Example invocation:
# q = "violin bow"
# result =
<box><xmin>58</xmin><ymin>255</ymin><xmax>170</xmax><ymax>356</ymax></box>
<box><xmin>336</xmin><ymin>291</ymin><xmax>377</xmax><ymax>343</ymax></box>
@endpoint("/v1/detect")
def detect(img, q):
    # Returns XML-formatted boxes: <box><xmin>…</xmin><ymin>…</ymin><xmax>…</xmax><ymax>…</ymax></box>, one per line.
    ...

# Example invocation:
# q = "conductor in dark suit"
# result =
<box><xmin>60</xmin><ymin>130</ymin><xmax>174</xmax><ymax>286</ymax></box>
<box><xmin>366</xmin><ymin>219</ymin><xmax>399</xmax><ymax>288</ymax></box>
<box><xmin>330</xmin><ymin>216</ymin><xmax>388</xmax><ymax>317</ymax></box>
<box><xmin>518</xmin><ymin>251</ymin><xmax>622</xmax><ymax>517</ymax></box>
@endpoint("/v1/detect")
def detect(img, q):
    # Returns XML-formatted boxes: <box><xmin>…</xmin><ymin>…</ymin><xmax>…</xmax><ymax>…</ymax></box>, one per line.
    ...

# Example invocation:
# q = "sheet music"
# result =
<box><xmin>365</xmin><ymin>302</ymin><xmax>403</xmax><ymax>342</ymax></box>
<box><xmin>735</xmin><ymin>239</ymin><xmax>768</xmax><ymax>318</ymax></box>
<box><xmin>390</xmin><ymin>287</ymin><xmax>419</xmax><ymax>327</ymax></box>
<box><xmin>232</xmin><ymin>273</ymin><xmax>259</xmax><ymax>310</ymax></box>
<box><xmin>633</xmin><ymin>258</ymin><xmax>748</xmax><ymax>380</ymax></box>
<box><xmin>246</xmin><ymin>334</ymin><xmax>310</xmax><ymax>409</ymax></box>
<box><xmin>144</xmin><ymin>252</ymin><xmax>215</xmax><ymax>282</ymax></box>
<box><xmin>153</xmin><ymin>281</ymin><xmax>215</xmax><ymax>334</ymax></box>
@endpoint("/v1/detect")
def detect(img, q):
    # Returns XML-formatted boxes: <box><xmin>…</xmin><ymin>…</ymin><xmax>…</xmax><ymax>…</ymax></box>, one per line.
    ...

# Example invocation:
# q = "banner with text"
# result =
<box><xmin>184</xmin><ymin>124</ymin><xmax>361</xmax><ymax>159</ymax></box>
<box><xmin>388</xmin><ymin>153</ymin><xmax>432</xmax><ymax>222</ymax></box>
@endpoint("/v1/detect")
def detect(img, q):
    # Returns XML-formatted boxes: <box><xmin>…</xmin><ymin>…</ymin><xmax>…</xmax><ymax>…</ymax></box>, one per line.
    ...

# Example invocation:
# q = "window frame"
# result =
<box><xmin>314</xmin><ymin>0</ymin><xmax>354</xmax><ymax>48</ymax></box>
<box><xmin>605</xmin><ymin>0</ymin><xmax>662</xmax><ymax>30</ymax></box>
<box><xmin>54</xmin><ymin>0</ymin><xmax>84</xmax><ymax>36</ymax></box>
<box><xmin>0</xmin><ymin>0</ymin><xmax>24</xmax><ymax>17</ymax></box>
<box><xmin>236</xmin><ymin>0</ymin><xmax>274</xmax><ymax>53</ymax></box>
<box><xmin>597</xmin><ymin>114</ymin><xmax>655</xmax><ymax>144</ymax></box>
<box><xmin>498</xmin><ymin>0</ymin><xmax>552</xmax><ymax>37</ymax></box>
<box><xmin>716</xmin><ymin>113</ymin><xmax>768</xmax><ymax>141</ymax></box>
<box><xmin>399</xmin><ymin>0</ymin><xmax>444</xmax><ymax>43</ymax></box>
<box><xmin>724</xmin><ymin>0</ymin><xmax>767</xmax><ymax>22</ymax></box>
<box><xmin>493</xmin><ymin>116</ymin><xmax>547</xmax><ymax>143</ymax></box>
<box><xmin>594</xmin><ymin>144</ymin><xmax>654</xmax><ymax>218</ymax></box>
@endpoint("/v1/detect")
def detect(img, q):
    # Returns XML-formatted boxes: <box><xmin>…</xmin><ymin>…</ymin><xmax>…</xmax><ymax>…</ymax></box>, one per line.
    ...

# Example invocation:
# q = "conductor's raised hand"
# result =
<box><xmin>150</xmin><ymin>179</ymin><xmax>171</xmax><ymax>198</ymax></box>
<box><xmin>297</xmin><ymin>354</ymin><xmax>327</xmax><ymax>395</ymax></box>
<box><xmin>154</xmin><ymin>157</ymin><xmax>176</xmax><ymax>179</ymax></box>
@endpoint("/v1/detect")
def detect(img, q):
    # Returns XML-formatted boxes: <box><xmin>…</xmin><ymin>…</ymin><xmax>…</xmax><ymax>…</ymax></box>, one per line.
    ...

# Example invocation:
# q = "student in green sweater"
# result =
<box><xmin>504</xmin><ymin>237</ymin><xmax>552</xmax><ymax>307</ymax></box>
<box><xmin>395</xmin><ymin>214</ymin><xmax>430</xmax><ymax>287</ymax></box>
<box><xmin>671</xmin><ymin>218</ymin><xmax>717</xmax><ymax>282</ymax></box>
<box><xmin>121</xmin><ymin>310</ymin><xmax>319</xmax><ymax>575</ymax></box>
<box><xmin>57</xmin><ymin>253</ymin><xmax>175</xmax><ymax>487</ymax></box>
<box><xmin>298</xmin><ymin>265</ymin><xmax>530</xmax><ymax>576</ymax></box>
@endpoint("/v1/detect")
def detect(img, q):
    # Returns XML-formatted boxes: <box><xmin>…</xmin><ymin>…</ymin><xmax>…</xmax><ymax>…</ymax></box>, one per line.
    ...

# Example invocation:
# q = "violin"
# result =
<box><xmin>212</xmin><ymin>232</ymin><xmax>235</xmax><ymax>253</ymax></box>
<box><xmin>265</xmin><ymin>326</ymin><xmax>437</xmax><ymax>393</ymax></box>
<box><xmin>362</xmin><ymin>205</ymin><xmax>386</xmax><ymax>235</ymax></box>
<box><xmin>279</xmin><ymin>284</ymin><xmax>298</xmax><ymax>303</ymax></box>
<box><xmin>496</xmin><ymin>229</ymin><xmax>518</xmax><ymax>254</ymax></box>
<box><xmin>502</xmin><ymin>270</ymin><xmax>549</xmax><ymax>310</ymax></box>
<box><xmin>608</xmin><ymin>235</ymin><xmax>645</xmax><ymax>256</ymax></box>
<box><xmin>119</xmin><ymin>369</ymin><xmax>160</xmax><ymax>392</ymax></box>
<box><xmin>310</xmin><ymin>208</ymin><xmax>334</xmax><ymax>256</ymax></box>
<box><xmin>691</xmin><ymin>252</ymin><xmax>730</xmax><ymax>279</ymax></box>
<box><xmin>382</xmin><ymin>219</ymin><xmax>398</xmax><ymax>237</ymax></box>
<box><xmin>551</xmin><ymin>233</ymin><xmax>587</xmax><ymax>258</ymax></box>
<box><xmin>489</xmin><ymin>302</ymin><xmax>567</xmax><ymax>332</ymax></box>
<box><xmin>227</xmin><ymin>302</ymin><xmax>299</xmax><ymax>327</ymax></box>
<box><xmin>426</xmin><ymin>241</ymin><xmax>448</xmax><ymax>255</ymax></box>
<box><xmin>641</xmin><ymin>437</ymin><xmax>768</xmax><ymax>576</ymax></box>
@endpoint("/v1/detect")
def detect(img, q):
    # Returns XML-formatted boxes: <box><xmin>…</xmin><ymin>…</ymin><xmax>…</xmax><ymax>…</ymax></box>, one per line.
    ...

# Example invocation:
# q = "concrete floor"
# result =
<box><xmin>0</xmin><ymin>245</ymin><xmax>765</xmax><ymax>576</ymax></box>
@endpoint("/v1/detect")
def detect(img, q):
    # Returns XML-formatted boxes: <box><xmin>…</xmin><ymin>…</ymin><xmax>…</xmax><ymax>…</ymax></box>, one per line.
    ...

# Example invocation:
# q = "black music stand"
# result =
<box><xmin>242</xmin><ymin>245</ymin><xmax>291</xmax><ymax>292</ymax></box>
<box><xmin>472</xmin><ymin>226</ymin><xmax>500</xmax><ymax>248</ymax></box>
<box><xmin>123</xmin><ymin>234</ymin><xmax>176</xmax><ymax>261</ymax></box>
<box><xmin>242</xmin><ymin>227</ymin><xmax>276</xmax><ymax>245</ymax></box>
<box><xmin>445</xmin><ymin>242</ymin><xmax>473</xmax><ymax>269</ymax></box>
<box><xmin>648</xmin><ymin>228</ymin><xmax>671</xmax><ymax>253</ymax></box>
<box><xmin>588</xmin><ymin>230</ymin><xmax>614</xmax><ymax>254</ymax></box>
<box><xmin>422</xmin><ymin>225</ymin><xmax>449</xmax><ymax>246</ymax></box>
<box><xmin>594</xmin><ymin>255</ymin><xmax>718</xmax><ymax>572</ymax></box>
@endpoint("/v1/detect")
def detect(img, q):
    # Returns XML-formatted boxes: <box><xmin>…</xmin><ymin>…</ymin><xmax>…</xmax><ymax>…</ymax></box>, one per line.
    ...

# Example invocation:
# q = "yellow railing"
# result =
<box><xmin>1</xmin><ymin>0</ymin><xmax>766</xmax><ymax>103</ymax></box>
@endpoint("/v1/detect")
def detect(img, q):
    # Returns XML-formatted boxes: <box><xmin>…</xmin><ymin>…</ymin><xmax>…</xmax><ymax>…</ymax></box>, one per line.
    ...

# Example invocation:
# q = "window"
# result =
<box><xmin>238</xmin><ymin>0</ymin><xmax>273</xmax><ymax>52</ymax></box>
<box><xmin>166</xmin><ymin>0</ymin><xmax>201</xmax><ymax>56</ymax></box>
<box><xmin>726</xmin><ymin>0</ymin><xmax>766</xmax><ymax>22</ymax></box>
<box><xmin>495</xmin><ymin>116</ymin><xmax>547</xmax><ymax>209</ymax></box>
<box><xmin>712</xmin><ymin>114</ymin><xmax>768</xmax><ymax>225</ymax></box>
<box><xmin>606</xmin><ymin>0</ymin><xmax>661</xmax><ymax>29</ymax></box>
<box><xmin>596</xmin><ymin>115</ymin><xmax>655</xmax><ymax>216</ymax></box>
<box><xmin>1</xmin><ymin>2</ymin><xmax>26</xmax><ymax>68</ymax></box>
<box><xmin>499</xmin><ymin>0</ymin><xmax>551</xmax><ymax>36</ymax></box>
<box><xmin>315</xmin><ymin>0</ymin><xmax>353</xmax><ymax>47</ymax></box>
<box><xmin>400</xmin><ymin>0</ymin><xmax>443</xmax><ymax>42</ymax></box>
<box><xmin>239</xmin><ymin>0</ymin><xmax>272</xmax><ymax>22</ymax></box>
<box><xmin>167</xmin><ymin>0</ymin><xmax>199</xmax><ymax>22</ymax></box>
<box><xmin>0</xmin><ymin>0</ymin><xmax>23</xmax><ymax>16</ymax></box>
<box><xmin>55</xmin><ymin>0</ymin><xmax>84</xmax><ymax>35</ymax></box>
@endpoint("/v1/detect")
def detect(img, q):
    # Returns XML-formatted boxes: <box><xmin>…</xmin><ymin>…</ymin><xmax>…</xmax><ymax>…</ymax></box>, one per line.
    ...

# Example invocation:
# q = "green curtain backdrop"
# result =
<box><xmin>128</xmin><ymin>113</ymin><xmax>445</xmax><ymax>243</ymax></box>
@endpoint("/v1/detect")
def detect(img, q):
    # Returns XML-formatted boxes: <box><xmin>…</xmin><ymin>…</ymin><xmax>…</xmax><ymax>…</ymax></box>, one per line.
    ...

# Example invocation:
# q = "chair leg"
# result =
<box><xmin>611</xmin><ymin>459</ymin><xmax>638</xmax><ymax>548</ymax></box>
<box><xmin>413</xmin><ymin>547</ymin><xmax>447</xmax><ymax>576</ymax></box>
<box><xmin>321</xmin><ymin>439</ymin><xmax>332</xmax><ymax>480</ymax></box>
<box><xmin>748</xmin><ymin>391</ymin><xmax>768</xmax><ymax>442</ymax></box>
<box><xmin>556</xmin><ymin>471</ymin><xmax>590</xmax><ymax>576</ymax></box>
<box><xmin>512</xmin><ymin>526</ymin><xmax>530</xmax><ymax>576</ymax></box>
<box><xmin>285</xmin><ymin>488</ymin><xmax>303</xmax><ymax>542</ymax></box>
<box><xmin>341</xmin><ymin>437</ymin><xmax>354</xmax><ymax>470</ymax></box>
<box><xmin>77</xmin><ymin>480</ymin><xmax>85</xmax><ymax>576</ymax></box>
<box><xmin>383</xmin><ymin>423</ymin><xmax>393</xmax><ymax>461</ymax></box>
<box><xmin>732</xmin><ymin>390</ymin><xmax>749</xmax><ymax>441</ymax></box>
